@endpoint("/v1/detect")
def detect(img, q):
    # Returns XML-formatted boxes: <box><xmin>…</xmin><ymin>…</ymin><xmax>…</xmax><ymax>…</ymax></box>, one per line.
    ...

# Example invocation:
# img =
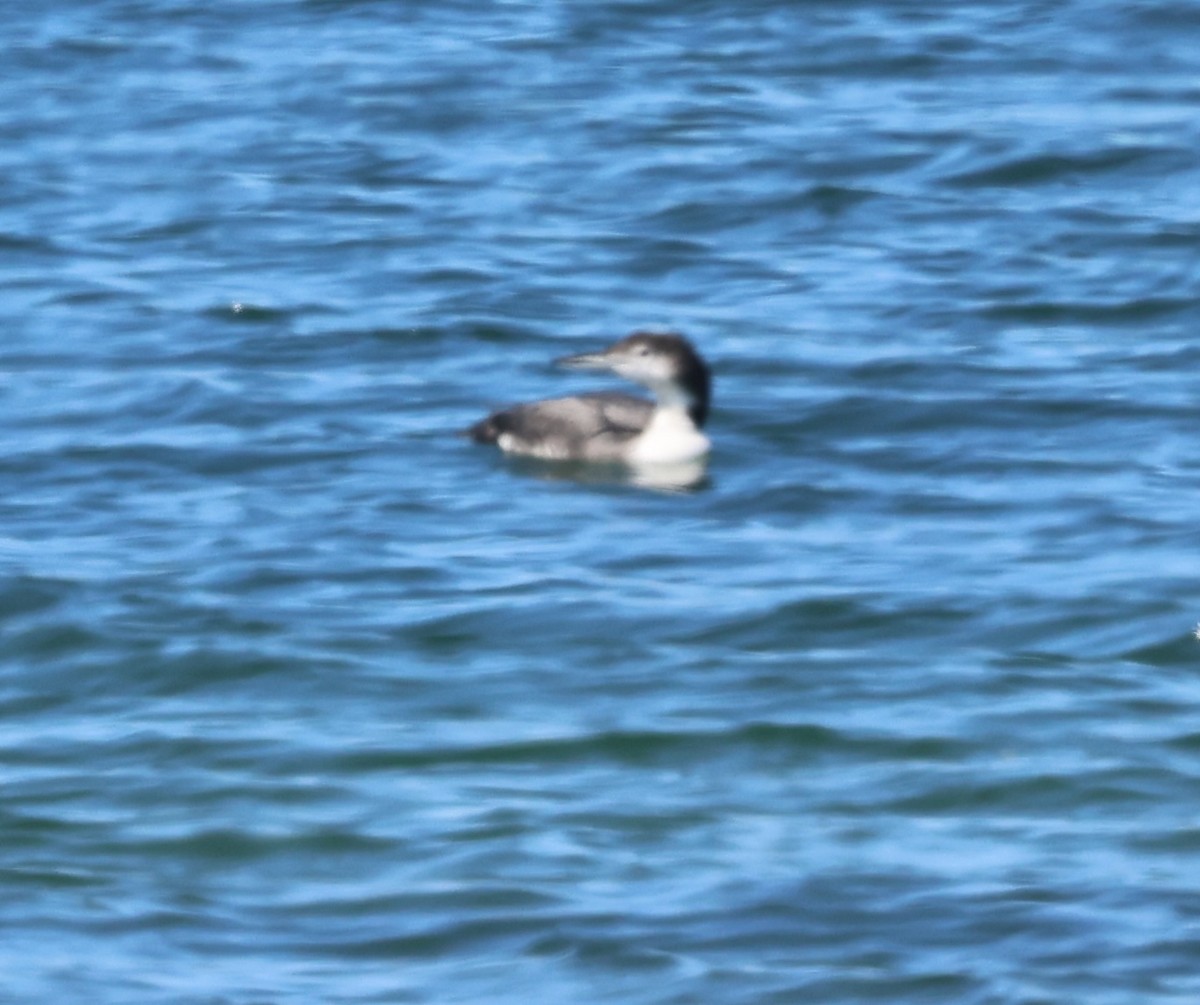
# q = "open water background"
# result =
<box><xmin>3</xmin><ymin>2</ymin><xmax>1200</xmax><ymax>1002</ymax></box>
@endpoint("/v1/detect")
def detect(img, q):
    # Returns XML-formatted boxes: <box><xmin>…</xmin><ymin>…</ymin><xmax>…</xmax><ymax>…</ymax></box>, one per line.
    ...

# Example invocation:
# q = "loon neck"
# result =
<box><xmin>650</xmin><ymin>380</ymin><xmax>708</xmax><ymax>429</ymax></box>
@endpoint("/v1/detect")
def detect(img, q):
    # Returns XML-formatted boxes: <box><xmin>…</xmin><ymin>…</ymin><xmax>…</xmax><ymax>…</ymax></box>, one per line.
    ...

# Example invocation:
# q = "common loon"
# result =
<box><xmin>467</xmin><ymin>332</ymin><xmax>712</xmax><ymax>466</ymax></box>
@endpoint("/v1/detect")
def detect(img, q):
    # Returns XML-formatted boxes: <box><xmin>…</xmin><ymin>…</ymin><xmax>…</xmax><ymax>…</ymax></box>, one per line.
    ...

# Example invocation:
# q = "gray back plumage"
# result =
<box><xmin>468</xmin><ymin>392</ymin><xmax>654</xmax><ymax>462</ymax></box>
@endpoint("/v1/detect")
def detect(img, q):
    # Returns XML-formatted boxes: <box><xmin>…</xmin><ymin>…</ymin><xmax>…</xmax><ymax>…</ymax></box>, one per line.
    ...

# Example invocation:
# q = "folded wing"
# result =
<box><xmin>468</xmin><ymin>392</ymin><xmax>654</xmax><ymax>461</ymax></box>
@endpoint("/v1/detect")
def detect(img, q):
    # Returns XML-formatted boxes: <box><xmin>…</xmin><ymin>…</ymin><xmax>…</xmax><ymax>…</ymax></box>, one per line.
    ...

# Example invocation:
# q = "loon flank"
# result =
<box><xmin>467</xmin><ymin>332</ymin><xmax>712</xmax><ymax>466</ymax></box>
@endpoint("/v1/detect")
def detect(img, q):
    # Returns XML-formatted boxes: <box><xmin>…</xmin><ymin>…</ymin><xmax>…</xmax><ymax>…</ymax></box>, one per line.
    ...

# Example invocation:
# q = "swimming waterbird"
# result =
<box><xmin>467</xmin><ymin>332</ymin><xmax>712</xmax><ymax>469</ymax></box>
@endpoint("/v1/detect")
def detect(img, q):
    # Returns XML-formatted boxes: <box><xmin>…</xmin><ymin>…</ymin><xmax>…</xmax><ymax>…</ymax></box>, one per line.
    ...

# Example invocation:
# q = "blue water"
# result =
<box><xmin>4</xmin><ymin>2</ymin><xmax>1200</xmax><ymax>1002</ymax></box>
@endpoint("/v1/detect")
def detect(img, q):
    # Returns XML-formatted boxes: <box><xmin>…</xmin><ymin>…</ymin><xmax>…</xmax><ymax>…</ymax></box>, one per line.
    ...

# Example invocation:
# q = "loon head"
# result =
<box><xmin>556</xmin><ymin>332</ymin><xmax>711</xmax><ymax>427</ymax></box>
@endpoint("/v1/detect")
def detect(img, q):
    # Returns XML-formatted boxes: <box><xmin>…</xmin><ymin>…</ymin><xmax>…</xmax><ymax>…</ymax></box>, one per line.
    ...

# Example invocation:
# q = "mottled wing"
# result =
<box><xmin>579</xmin><ymin>392</ymin><xmax>655</xmax><ymax>435</ymax></box>
<box><xmin>468</xmin><ymin>392</ymin><xmax>653</xmax><ymax>461</ymax></box>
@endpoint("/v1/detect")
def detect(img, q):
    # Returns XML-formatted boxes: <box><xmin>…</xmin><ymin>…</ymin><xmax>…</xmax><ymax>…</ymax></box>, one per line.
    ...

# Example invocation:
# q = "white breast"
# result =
<box><xmin>627</xmin><ymin>407</ymin><xmax>711</xmax><ymax>465</ymax></box>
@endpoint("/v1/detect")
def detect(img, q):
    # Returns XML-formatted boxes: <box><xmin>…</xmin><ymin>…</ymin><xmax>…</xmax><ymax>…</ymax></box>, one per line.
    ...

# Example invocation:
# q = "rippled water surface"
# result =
<box><xmin>4</xmin><ymin>2</ymin><xmax>1200</xmax><ymax>1002</ymax></box>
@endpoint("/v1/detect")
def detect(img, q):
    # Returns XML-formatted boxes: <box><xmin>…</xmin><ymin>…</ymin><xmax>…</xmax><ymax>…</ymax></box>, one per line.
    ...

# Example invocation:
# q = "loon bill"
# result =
<box><xmin>467</xmin><ymin>332</ymin><xmax>712</xmax><ymax>466</ymax></box>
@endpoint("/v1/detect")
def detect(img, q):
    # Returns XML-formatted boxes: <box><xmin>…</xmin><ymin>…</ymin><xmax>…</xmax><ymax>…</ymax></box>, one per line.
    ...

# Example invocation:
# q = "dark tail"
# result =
<box><xmin>464</xmin><ymin>414</ymin><xmax>502</xmax><ymax>444</ymax></box>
